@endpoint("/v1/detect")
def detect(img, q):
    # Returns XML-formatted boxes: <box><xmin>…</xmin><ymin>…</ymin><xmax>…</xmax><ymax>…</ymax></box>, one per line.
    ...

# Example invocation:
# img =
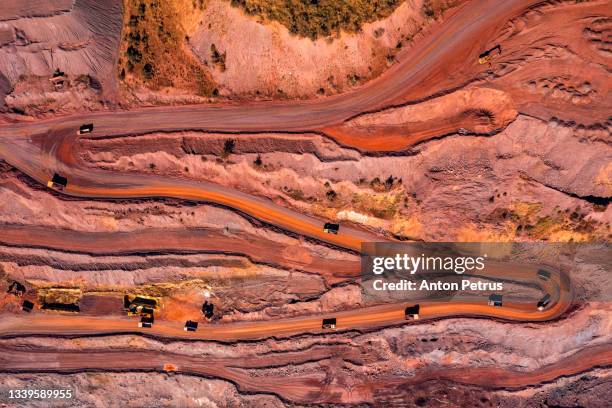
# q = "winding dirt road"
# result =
<box><xmin>0</xmin><ymin>258</ymin><xmax>572</xmax><ymax>341</ymax></box>
<box><xmin>0</xmin><ymin>0</ymin><xmax>602</xmax><ymax>399</ymax></box>
<box><xmin>0</xmin><ymin>0</ymin><xmax>572</xmax><ymax>252</ymax></box>
<box><xmin>0</xmin><ymin>344</ymin><xmax>609</xmax><ymax>404</ymax></box>
<box><xmin>0</xmin><ymin>0</ymin><xmax>538</xmax><ymax>140</ymax></box>
<box><xmin>0</xmin><ymin>0</ymin><xmax>579</xmax><ymax>337</ymax></box>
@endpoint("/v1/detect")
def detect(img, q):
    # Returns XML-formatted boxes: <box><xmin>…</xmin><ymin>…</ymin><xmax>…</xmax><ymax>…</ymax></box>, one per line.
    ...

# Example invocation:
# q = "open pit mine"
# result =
<box><xmin>0</xmin><ymin>0</ymin><xmax>610</xmax><ymax>407</ymax></box>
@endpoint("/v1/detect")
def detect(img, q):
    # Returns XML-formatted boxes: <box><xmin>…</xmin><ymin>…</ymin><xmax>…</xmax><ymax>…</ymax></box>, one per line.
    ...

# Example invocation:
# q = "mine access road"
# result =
<box><xmin>0</xmin><ymin>0</ymin><xmax>590</xmax><ymax>356</ymax></box>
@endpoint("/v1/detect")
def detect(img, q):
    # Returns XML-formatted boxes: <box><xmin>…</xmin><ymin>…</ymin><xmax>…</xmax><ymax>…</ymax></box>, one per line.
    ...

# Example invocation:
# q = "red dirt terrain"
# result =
<box><xmin>0</xmin><ymin>0</ymin><xmax>122</xmax><ymax>117</ymax></box>
<box><xmin>0</xmin><ymin>0</ymin><xmax>610</xmax><ymax>407</ymax></box>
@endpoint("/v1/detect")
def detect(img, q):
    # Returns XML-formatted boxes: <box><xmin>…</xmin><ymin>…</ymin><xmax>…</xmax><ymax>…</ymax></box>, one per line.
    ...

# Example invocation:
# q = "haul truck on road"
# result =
<box><xmin>139</xmin><ymin>315</ymin><xmax>154</xmax><ymax>328</ymax></box>
<box><xmin>322</xmin><ymin>318</ymin><xmax>337</xmax><ymax>330</ymax></box>
<box><xmin>184</xmin><ymin>320</ymin><xmax>199</xmax><ymax>332</ymax></box>
<box><xmin>537</xmin><ymin>294</ymin><xmax>551</xmax><ymax>311</ymax></box>
<box><xmin>537</xmin><ymin>269</ymin><xmax>551</xmax><ymax>281</ymax></box>
<box><xmin>47</xmin><ymin>173</ymin><xmax>68</xmax><ymax>190</ymax></box>
<box><xmin>323</xmin><ymin>223</ymin><xmax>340</xmax><ymax>234</ymax></box>
<box><xmin>405</xmin><ymin>304</ymin><xmax>420</xmax><ymax>320</ymax></box>
<box><xmin>77</xmin><ymin>123</ymin><xmax>94</xmax><ymax>135</ymax></box>
<box><xmin>488</xmin><ymin>294</ymin><xmax>503</xmax><ymax>307</ymax></box>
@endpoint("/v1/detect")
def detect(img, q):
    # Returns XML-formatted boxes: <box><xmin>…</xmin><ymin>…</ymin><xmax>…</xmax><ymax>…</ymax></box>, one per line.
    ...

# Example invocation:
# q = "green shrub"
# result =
<box><xmin>230</xmin><ymin>0</ymin><xmax>404</xmax><ymax>39</ymax></box>
<box><xmin>223</xmin><ymin>139</ymin><xmax>236</xmax><ymax>156</ymax></box>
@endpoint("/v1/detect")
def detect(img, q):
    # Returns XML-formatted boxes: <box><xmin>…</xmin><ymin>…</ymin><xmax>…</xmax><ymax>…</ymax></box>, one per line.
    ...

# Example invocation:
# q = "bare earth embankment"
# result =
<box><xmin>0</xmin><ymin>0</ymin><xmax>610</xmax><ymax>406</ymax></box>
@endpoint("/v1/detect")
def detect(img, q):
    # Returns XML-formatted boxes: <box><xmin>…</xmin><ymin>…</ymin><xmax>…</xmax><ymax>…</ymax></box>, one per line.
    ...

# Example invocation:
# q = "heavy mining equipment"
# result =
<box><xmin>124</xmin><ymin>294</ymin><xmax>159</xmax><ymax>324</ymax></box>
<box><xmin>124</xmin><ymin>294</ymin><xmax>158</xmax><ymax>311</ymax></box>
<box><xmin>139</xmin><ymin>315</ymin><xmax>154</xmax><ymax>328</ymax></box>
<box><xmin>184</xmin><ymin>320</ymin><xmax>198</xmax><ymax>332</ymax></box>
<box><xmin>323</xmin><ymin>223</ymin><xmax>340</xmax><ymax>234</ymax></box>
<box><xmin>22</xmin><ymin>300</ymin><xmax>34</xmax><ymax>312</ymax></box>
<box><xmin>405</xmin><ymin>304</ymin><xmax>420</xmax><ymax>320</ymax></box>
<box><xmin>488</xmin><ymin>293</ymin><xmax>503</xmax><ymax>307</ymax></box>
<box><xmin>537</xmin><ymin>294</ymin><xmax>551</xmax><ymax>311</ymax></box>
<box><xmin>77</xmin><ymin>123</ymin><xmax>94</xmax><ymax>135</ymax></box>
<box><xmin>478</xmin><ymin>44</ymin><xmax>501</xmax><ymax>65</ymax></box>
<box><xmin>322</xmin><ymin>318</ymin><xmax>337</xmax><ymax>330</ymax></box>
<box><xmin>537</xmin><ymin>269</ymin><xmax>551</xmax><ymax>281</ymax></box>
<box><xmin>202</xmin><ymin>301</ymin><xmax>214</xmax><ymax>321</ymax></box>
<box><xmin>7</xmin><ymin>280</ymin><xmax>26</xmax><ymax>296</ymax></box>
<box><xmin>47</xmin><ymin>173</ymin><xmax>68</xmax><ymax>190</ymax></box>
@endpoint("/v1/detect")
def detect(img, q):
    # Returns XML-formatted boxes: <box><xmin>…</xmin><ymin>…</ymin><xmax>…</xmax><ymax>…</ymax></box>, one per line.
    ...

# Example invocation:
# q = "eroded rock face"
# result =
<box><xmin>77</xmin><ymin>115</ymin><xmax>611</xmax><ymax>242</ymax></box>
<box><xmin>1</xmin><ymin>370</ymin><xmax>609</xmax><ymax>407</ymax></box>
<box><xmin>190</xmin><ymin>0</ymin><xmax>434</xmax><ymax>99</ymax></box>
<box><xmin>374</xmin><ymin>372</ymin><xmax>612</xmax><ymax>408</ymax></box>
<box><xmin>326</xmin><ymin>87</ymin><xmax>519</xmax><ymax>151</ymax></box>
<box><xmin>485</xmin><ymin>117</ymin><xmax>611</xmax><ymax>199</ymax></box>
<box><xmin>0</xmin><ymin>0</ymin><xmax>123</xmax><ymax>115</ymax></box>
<box><xmin>0</xmin><ymin>72</ymin><xmax>10</xmax><ymax>111</ymax></box>
<box><xmin>0</xmin><ymin>299</ymin><xmax>609</xmax><ymax>405</ymax></box>
<box><xmin>0</xmin><ymin>372</ymin><xmax>287</xmax><ymax>407</ymax></box>
<box><xmin>0</xmin><ymin>0</ymin><xmax>74</xmax><ymax>21</ymax></box>
<box><xmin>0</xmin><ymin>0</ymin><xmax>609</xmax><ymax>405</ymax></box>
<box><xmin>488</xmin><ymin>0</ymin><xmax>611</xmax><ymax>126</ymax></box>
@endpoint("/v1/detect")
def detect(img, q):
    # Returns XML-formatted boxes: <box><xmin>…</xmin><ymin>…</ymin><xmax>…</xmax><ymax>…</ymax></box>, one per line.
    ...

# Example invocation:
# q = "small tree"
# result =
<box><xmin>143</xmin><ymin>63</ymin><xmax>154</xmax><ymax>80</ymax></box>
<box><xmin>223</xmin><ymin>139</ymin><xmax>235</xmax><ymax>157</ymax></box>
<box><xmin>254</xmin><ymin>155</ymin><xmax>262</xmax><ymax>166</ymax></box>
<box><xmin>422</xmin><ymin>0</ymin><xmax>435</xmax><ymax>18</ymax></box>
<box><xmin>210</xmin><ymin>44</ymin><xmax>227</xmax><ymax>71</ymax></box>
<box><xmin>385</xmin><ymin>175</ymin><xmax>394</xmax><ymax>190</ymax></box>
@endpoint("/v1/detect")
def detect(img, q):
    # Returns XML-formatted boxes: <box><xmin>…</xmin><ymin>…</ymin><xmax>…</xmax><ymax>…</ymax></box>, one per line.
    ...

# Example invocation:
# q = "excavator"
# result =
<box><xmin>478</xmin><ymin>44</ymin><xmax>502</xmax><ymax>66</ymax></box>
<box><xmin>124</xmin><ymin>294</ymin><xmax>158</xmax><ymax>327</ymax></box>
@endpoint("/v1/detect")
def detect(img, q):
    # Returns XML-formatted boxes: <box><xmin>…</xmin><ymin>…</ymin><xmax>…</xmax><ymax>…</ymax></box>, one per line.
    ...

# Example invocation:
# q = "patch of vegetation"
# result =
<box><xmin>326</xmin><ymin>189</ymin><xmax>337</xmax><ymax>201</ymax></box>
<box><xmin>489</xmin><ymin>202</ymin><xmax>608</xmax><ymax>242</ymax></box>
<box><xmin>369</xmin><ymin>175</ymin><xmax>401</xmax><ymax>192</ymax></box>
<box><xmin>210</xmin><ymin>44</ymin><xmax>227</xmax><ymax>71</ymax></box>
<box><xmin>230</xmin><ymin>0</ymin><xmax>405</xmax><ymax>39</ymax></box>
<box><xmin>593</xmin><ymin>203</ymin><xmax>607</xmax><ymax>212</ymax></box>
<box><xmin>385</xmin><ymin>175</ymin><xmax>399</xmax><ymax>189</ymax></box>
<box><xmin>283</xmin><ymin>186</ymin><xmax>306</xmax><ymax>201</ymax></box>
<box><xmin>118</xmin><ymin>0</ymin><xmax>214</xmax><ymax>96</ymax></box>
<box><xmin>351</xmin><ymin>191</ymin><xmax>401</xmax><ymax>219</ymax></box>
<box><xmin>347</xmin><ymin>73</ymin><xmax>361</xmax><ymax>86</ymax></box>
<box><xmin>222</xmin><ymin>139</ymin><xmax>236</xmax><ymax>157</ymax></box>
<box><xmin>422</xmin><ymin>0</ymin><xmax>458</xmax><ymax>19</ymax></box>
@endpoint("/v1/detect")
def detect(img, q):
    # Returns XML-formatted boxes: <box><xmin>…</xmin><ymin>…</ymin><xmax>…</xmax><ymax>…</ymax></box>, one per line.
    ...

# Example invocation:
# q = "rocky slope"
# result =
<box><xmin>0</xmin><ymin>0</ymin><xmax>610</xmax><ymax>406</ymax></box>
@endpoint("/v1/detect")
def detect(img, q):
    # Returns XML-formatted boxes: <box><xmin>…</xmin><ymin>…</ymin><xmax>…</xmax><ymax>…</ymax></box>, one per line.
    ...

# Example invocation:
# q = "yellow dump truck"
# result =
<box><xmin>124</xmin><ymin>294</ymin><xmax>159</xmax><ymax>316</ymax></box>
<box><xmin>47</xmin><ymin>173</ymin><xmax>68</xmax><ymax>190</ymax></box>
<box><xmin>38</xmin><ymin>287</ymin><xmax>82</xmax><ymax>313</ymax></box>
